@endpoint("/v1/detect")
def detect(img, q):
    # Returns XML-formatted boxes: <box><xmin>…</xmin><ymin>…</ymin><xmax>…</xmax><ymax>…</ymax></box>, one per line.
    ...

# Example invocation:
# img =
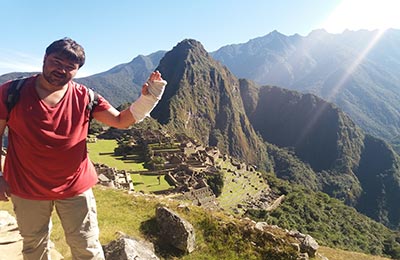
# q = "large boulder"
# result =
<box><xmin>103</xmin><ymin>236</ymin><xmax>159</xmax><ymax>260</ymax></box>
<box><xmin>288</xmin><ymin>230</ymin><xmax>319</xmax><ymax>257</ymax></box>
<box><xmin>155</xmin><ymin>207</ymin><xmax>195</xmax><ymax>253</ymax></box>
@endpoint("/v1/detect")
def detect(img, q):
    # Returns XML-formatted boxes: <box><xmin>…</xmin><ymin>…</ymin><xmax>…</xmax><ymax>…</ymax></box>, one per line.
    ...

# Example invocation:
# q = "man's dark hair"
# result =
<box><xmin>45</xmin><ymin>37</ymin><xmax>86</xmax><ymax>68</ymax></box>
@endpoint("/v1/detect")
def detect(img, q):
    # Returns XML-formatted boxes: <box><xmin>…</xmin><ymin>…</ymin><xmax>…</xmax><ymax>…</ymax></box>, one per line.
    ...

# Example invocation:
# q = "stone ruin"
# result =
<box><xmin>95</xmin><ymin>128</ymin><xmax>223</xmax><ymax>208</ymax></box>
<box><xmin>182</xmin><ymin>186</ymin><xmax>217</xmax><ymax>208</ymax></box>
<box><xmin>95</xmin><ymin>163</ymin><xmax>134</xmax><ymax>191</ymax></box>
<box><xmin>92</xmin><ymin>128</ymin><xmax>274</xmax><ymax>212</ymax></box>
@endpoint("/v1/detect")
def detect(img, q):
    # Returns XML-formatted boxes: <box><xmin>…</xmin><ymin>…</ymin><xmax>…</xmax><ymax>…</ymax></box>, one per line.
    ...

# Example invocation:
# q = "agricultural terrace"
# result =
<box><xmin>87</xmin><ymin>139</ymin><xmax>172</xmax><ymax>193</ymax></box>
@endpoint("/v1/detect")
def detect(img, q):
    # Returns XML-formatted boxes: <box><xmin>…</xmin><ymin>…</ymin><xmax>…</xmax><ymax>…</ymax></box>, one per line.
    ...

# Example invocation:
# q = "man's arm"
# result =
<box><xmin>92</xmin><ymin>106</ymin><xmax>136</xmax><ymax>129</ymax></box>
<box><xmin>92</xmin><ymin>71</ymin><xmax>167</xmax><ymax>129</ymax></box>
<box><xmin>0</xmin><ymin>119</ymin><xmax>10</xmax><ymax>201</ymax></box>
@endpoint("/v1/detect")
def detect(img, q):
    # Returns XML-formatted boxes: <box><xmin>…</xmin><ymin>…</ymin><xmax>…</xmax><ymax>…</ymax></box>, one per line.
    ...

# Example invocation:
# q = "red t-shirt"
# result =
<box><xmin>0</xmin><ymin>75</ymin><xmax>111</xmax><ymax>200</ymax></box>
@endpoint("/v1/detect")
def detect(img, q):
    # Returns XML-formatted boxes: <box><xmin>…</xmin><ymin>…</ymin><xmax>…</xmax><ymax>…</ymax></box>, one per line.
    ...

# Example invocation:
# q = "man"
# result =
<box><xmin>0</xmin><ymin>37</ymin><xmax>167</xmax><ymax>260</ymax></box>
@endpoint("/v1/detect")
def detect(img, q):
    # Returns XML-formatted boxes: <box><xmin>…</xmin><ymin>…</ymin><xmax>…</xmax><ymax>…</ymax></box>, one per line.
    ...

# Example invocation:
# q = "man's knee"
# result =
<box><xmin>65</xmin><ymin>228</ymin><xmax>104</xmax><ymax>259</ymax></box>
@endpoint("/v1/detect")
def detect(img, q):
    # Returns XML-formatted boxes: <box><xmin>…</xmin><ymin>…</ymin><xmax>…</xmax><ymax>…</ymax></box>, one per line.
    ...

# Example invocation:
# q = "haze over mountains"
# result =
<box><xmin>1</xmin><ymin>29</ymin><xmax>400</xmax><ymax>231</ymax></box>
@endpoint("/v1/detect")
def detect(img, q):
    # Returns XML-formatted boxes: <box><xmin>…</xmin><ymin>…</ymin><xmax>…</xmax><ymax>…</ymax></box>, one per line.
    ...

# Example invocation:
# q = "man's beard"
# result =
<box><xmin>42</xmin><ymin>70</ymin><xmax>70</xmax><ymax>87</ymax></box>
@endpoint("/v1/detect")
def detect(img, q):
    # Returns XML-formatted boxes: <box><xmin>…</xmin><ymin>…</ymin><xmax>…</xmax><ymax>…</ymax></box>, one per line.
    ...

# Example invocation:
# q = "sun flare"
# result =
<box><xmin>321</xmin><ymin>0</ymin><xmax>399</xmax><ymax>33</ymax></box>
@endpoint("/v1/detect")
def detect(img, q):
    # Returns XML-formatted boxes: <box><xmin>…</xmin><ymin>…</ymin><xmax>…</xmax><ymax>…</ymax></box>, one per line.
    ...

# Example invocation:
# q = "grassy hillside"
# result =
<box><xmin>1</xmin><ymin>187</ymin><xmax>394</xmax><ymax>260</ymax></box>
<box><xmin>1</xmin><ymin>188</ymin><xmax>300</xmax><ymax>260</ymax></box>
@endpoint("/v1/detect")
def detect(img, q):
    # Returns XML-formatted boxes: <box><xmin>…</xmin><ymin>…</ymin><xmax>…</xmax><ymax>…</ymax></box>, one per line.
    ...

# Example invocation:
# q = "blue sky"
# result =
<box><xmin>1</xmin><ymin>0</ymin><xmax>399</xmax><ymax>77</ymax></box>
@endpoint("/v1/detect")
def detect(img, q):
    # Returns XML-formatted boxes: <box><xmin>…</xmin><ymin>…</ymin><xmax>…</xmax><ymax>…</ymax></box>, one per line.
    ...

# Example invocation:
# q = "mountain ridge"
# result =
<box><xmin>211</xmin><ymin>29</ymin><xmax>400</xmax><ymax>152</ymax></box>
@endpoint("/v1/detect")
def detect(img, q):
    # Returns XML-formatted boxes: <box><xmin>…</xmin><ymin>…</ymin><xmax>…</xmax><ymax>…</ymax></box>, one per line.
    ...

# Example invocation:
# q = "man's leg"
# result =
<box><xmin>55</xmin><ymin>188</ymin><xmax>104</xmax><ymax>260</ymax></box>
<box><xmin>11</xmin><ymin>195</ymin><xmax>53</xmax><ymax>260</ymax></box>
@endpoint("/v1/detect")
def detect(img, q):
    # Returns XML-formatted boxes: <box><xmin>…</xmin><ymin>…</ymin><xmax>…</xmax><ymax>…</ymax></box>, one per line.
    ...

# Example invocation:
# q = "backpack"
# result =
<box><xmin>5</xmin><ymin>77</ymin><xmax>99</xmax><ymax>121</ymax></box>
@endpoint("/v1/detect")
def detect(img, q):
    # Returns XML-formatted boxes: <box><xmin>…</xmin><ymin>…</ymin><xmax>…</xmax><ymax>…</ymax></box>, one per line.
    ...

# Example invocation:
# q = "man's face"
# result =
<box><xmin>42</xmin><ymin>53</ymin><xmax>79</xmax><ymax>87</ymax></box>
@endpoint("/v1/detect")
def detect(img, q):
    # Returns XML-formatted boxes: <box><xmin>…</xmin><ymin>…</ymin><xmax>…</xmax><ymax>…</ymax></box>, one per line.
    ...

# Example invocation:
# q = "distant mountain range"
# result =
<box><xmin>1</xmin><ymin>30</ymin><xmax>400</xmax><ymax>230</ymax></box>
<box><xmin>211</xmin><ymin>29</ymin><xmax>400</xmax><ymax>153</ymax></box>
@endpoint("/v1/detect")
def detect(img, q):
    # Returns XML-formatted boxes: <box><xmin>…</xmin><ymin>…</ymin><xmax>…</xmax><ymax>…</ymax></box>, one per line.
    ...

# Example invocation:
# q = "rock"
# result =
<box><xmin>155</xmin><ymin>207</ymin><xmax>195</xmax><ymax>253</ymax></box>
<box><xmin>0</xmin><ymin>210</ymin><xmax>21</xmax><ymax>246</ymax></box>
<box><xmin>300</xmin><ymin>235</ymin><xmax>319</xmax><ymax>258</ymax></box>
<box><xmin>0</xmin><ymin>210</ymin><xmax>63</xmax><ymax>260</ymax></box>
<box><xmin>254</xmin><ymin>222</ymin><xmax>269</xmax><ymax>232</ymax></box>
<box><xmin>0</xmin><ymin>210</ymin><xmax>17</xmax><ymax>232</ymax></box>
<box><xmin>287</xmin><ymin>230</ymin><xmax>319</xmax><ymax>258</ymax></box>
<box><xmin>103</xmin><ymin>236</ymin><xmax>159</xmax><ymax>260</ymax></box>
<box><xmin>297</xmin><ymin>252</ymin><xmax>309</xmax><ymax>260</ymax></box>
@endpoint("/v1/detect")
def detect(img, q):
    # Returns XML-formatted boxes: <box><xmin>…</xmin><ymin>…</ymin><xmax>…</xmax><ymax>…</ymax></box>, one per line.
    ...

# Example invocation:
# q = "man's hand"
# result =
<box><xmin>0</xmin><ymin>176</ymin><xmax>10</xmax><ymax>201</ymax></box>
<box><xmin>142</xmin><ymin>70</ymin><xmax>167</xmax><ymax>99</ymax></box>
<box><xmin>129</xmin><ymin>71</ymin><xmax>167</xmax><ymax>123</ymax></box>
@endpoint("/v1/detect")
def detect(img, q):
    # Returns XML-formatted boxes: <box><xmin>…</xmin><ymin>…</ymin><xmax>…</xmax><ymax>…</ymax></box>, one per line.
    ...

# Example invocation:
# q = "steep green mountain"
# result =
<box><xmin>151</xmin><ymin>39</ymin><xmax>270</xmax><ymax>168</ymax></box>
<box><xmin>240</xmin><ymin>83</ymin><xmax>400</xmax><ymax>229</ymax></box>
<box><xmin>212</xmin><ymin>29</ymin><xmax>400</xmax><ymax>153</ymax></box>
<box><xmin>356</xmin><ymin>135</ymin><xmax>400</xmax><ymax>229</ymax></box>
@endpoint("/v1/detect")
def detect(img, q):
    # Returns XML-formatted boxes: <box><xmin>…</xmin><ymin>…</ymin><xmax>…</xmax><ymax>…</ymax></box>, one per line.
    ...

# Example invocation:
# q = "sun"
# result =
<box><xmin>321</xmin><ymin>0</ymin><xmax>399</xmax><ymax>33</ymax></box>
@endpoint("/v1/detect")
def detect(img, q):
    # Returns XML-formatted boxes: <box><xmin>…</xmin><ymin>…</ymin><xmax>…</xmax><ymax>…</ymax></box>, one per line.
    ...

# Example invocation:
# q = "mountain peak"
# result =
<box><xmin>175</xmin><ymin>39</ymin><xmax>204</xmax><ymax>50</ymax></box>
<box><xmin>167</xmin><ymin>39</ymin><xmax>209</xmax><ymax>60</ymax></box>
<box><xmin>268</xmin><ymin>30</ymin><xmax>285</xmax><ymax>37</ymax></box>
<box><xmin>308</xmin><ymin>28</ymin><xmax>330</xmax><ymax>37</ymax></box>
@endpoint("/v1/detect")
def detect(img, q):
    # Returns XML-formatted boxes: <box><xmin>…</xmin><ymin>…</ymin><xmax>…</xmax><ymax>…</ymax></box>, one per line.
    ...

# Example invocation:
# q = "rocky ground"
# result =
<box><xmin>0</xmin><ymin>210</ymin><xmax>63</xmax><ymax>260</ymax></box>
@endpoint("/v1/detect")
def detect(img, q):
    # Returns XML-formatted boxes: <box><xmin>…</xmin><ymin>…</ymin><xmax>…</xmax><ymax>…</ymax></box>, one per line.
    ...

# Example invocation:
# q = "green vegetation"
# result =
<box><xmin>197</xmin><ymin>214</ymin><xmax>298</xmax><ymax>260</ymax></box>
<box><xmin>356</xmin><ymin>134</ymin><xmax>400</xmax><ymax>229</ymax></box>
<box><xmin>246</xmin><ymin>173</ymin><xmax>400</xmax><ymax>259</ymax></box>
<box><xmin>267</xmin><ymin>144</ymin><xmax>319</xmax><ymax>191</ymax></box>
<box><xmin>205</xmin><ymin>170</ymin><xmax>224</xmax><ymax>197</ymax></box>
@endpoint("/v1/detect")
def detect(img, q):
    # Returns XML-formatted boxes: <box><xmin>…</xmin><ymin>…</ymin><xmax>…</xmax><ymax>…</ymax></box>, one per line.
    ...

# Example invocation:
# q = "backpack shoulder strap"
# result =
<box><xmin>6</xmin><ymin>77</ymin><xmax>27</xmax><ymax>121</ymax></box>
<box><xmin>86</xmin><ymin>87</ymin><xmax>99</xmax><ymax>119</ymax></box>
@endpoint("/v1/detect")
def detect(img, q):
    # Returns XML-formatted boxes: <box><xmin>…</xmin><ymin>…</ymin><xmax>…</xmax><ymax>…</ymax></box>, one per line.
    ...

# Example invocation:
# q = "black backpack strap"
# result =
<box><xmin>86</xmin><ymin>87</ymin><xmax>99</xmax><ymax>120</ymax></box>
<box><xmin>6</xmin><ymin>78</ymin><xmax>27</xmax><ymax>121</ymax></box>
<box><xmin>5</xmin><ymin>79</ymin><xmax>99</xmax><ymax>122</ymax></box>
